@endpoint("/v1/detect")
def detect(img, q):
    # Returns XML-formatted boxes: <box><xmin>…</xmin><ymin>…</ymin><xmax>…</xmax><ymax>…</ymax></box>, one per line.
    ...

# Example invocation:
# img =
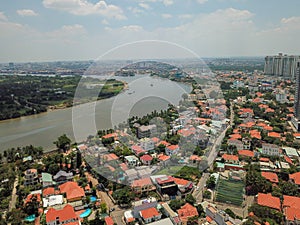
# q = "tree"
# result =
<box><xmin>279</xmin><ymin>181</ymin><xmax>298</xmax><ymax>196</ymax></box>
<box><xmin>169</xmin><ymin>199</ymin><xmax>184</xmax><ymax>211</ymax></box>
<box><xmin>54</xmin><ymin>134</ymin><xmax>71</xmax><ymax>152</ymax></box>
<box><xmin>186</xmin><ymin>194</ymin><xmax>196</xmax><ymax>205</ymax></box>
<box><xmin>196</xmin><ymin>204</ymin><xmax>205</xmax><ymax>217</ymax></box>
<box><xmin>206</xmin><ymin>176</ymin><xmax>216</xmax><ymax>189</ymax></box>
<box><xmin>100</xmin><ymin>203</ymin><xmax>108</xmax><ymax>214</ymax></box>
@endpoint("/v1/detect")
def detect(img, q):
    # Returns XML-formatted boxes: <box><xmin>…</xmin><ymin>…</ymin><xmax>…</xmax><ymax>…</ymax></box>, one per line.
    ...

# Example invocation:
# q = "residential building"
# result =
<box><xmin>292</xmin><ymin>60</ymin><xmax>300</xmax><ymax>130</ymax></box>
<box><xmin>173</xmin><ymin>177</ymin><xmax>193</xmax><ymax>193</ymax></box>
<box><xmin>140</xmin><ymin>154</ymin><xmax>153</xmax><ymax>166</ymax></box>
<box><xmin>140</xmin><ymin>207</ymin><xmax>162</xmax><ymax>224</ymax></box>
<box><xmin>59</xmin><ymin>181</ymin><xmax>85</xmax><ymax>202</ymax></box>
<box><xmin>131</xmin><ymin>177</ymin><xmax>156</xmax><ymax>194</ymax></box>
<box><xmin>227</xmin><ymin>139</ymin><xmax>243</xmax><ymax>150</ymax></box>
<box><xmin>256</xmin><ymin>193</ymin><xmax>281</xmax><ymax>211</ymax></box>
<box><xmin>105</xmin><ymin>216</ymin><xmax>115</xmax><ymax>225</ymax></box>
<box><xmin>41</xmin><ymin>173</ymin><xmax>54</xmax><ymax>187</ymax></box>
<box><xmin>262</xmin><ymin>143</ymin><xmax>280</xmax><ymax>156</ymax></box>
<box><xmin>165</xmin><ymin>145</ymin><xmax>179</xmax><ymax>156</ymax></box>
<box><xmin>222</xmin><ymin>154</ymin><xmax>239</xmax><ymax>164</ymax></box>
<box><xmin>264</xmin><ymin>53</ymin><xmax>300</xmax><ymax>79</ymax></box>
<box><xmin>53</xmin><ymin>170</ymin><xmax>73</xmax><ymax>184</ymax></box>
<box><xmin>161</xmin><ymin>203</ymin><xmax>181</xmax><ymax>225</ymax></box>
<box><xmin>177</xmin><ymin>203</ymin><xmax>199</xmax><ymax>225</ymax></box>
<box><xmin>261</xmin><ymin>172</ymin><xmax>279</xmax><ymax>183</ymax></box>
<box><xmin>46</xmin><ymin>204</ymin><xmax>80</xmax><ymax>225</ymax></box>
<box><xmin>282</xmin><ymin>195</ymin><xmax>300</xmax><ymax>225</ymax></box>
<box><xmin>132</xmin><ymin>197</ymin><xmax>158</xmax><ymax>218</ymax></box>
<box><xmin>206</xmin><ymin>205</ymin><xmax>241</xmax><ymax>225</ymax></box>
<box><xmin>151</xmin><ymin>175</ymin><xmax>178</xmax><ymax>197</ymax></box>
<box><xmin>138</xmin><ymin>125</ymin><xmax>157</xmax><ymax>138</ymax></box>
<box><xmin>125</xmin><ymin>155</ymin><xmax>140</xmax><ymax>167</ymax></box>
<box><xmin>289</xmin><ymin>172</ymin><xmax>300</xmax><ymax>188</ymax></box>
<box><xmin>139</xmin><ymin>138</ymin><xmax>155</xmax><ymax>151</ymax></box>
<box><xmin>24</xmin><ymin>169</ymin><xmax>39</xmax><ymax>186</ymax></box>
<box><xmin>43</xmin><ymin>195</ymin><xmax>64</xmax><ymax>208</ymax></box>
<box><xmin>146</xmin><ymin>218</ymin><xmax>174</xmax><ymax>225</ymax></box>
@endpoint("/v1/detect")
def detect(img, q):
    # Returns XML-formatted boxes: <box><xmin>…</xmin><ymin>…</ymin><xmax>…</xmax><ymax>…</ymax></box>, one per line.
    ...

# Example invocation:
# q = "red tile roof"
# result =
<box><xmin>230</xmin><ymin>134</ymin><xmax>242</xmax><ymax>139</ymax></box>
<box><xmin>177</xmin><ymin>203</ymin><xmax>199</xmax><ymax>222</ymax></box>
<box><xmin>190</xmin><ymin>155</ymin><xmax>202</xmax><ymax>161</ymax></box>
<box><xmin>257</xmin><ymin>193</ymin><xmax>281</xmax><ymax>210</ymax></box>
<box><xmin>283</xmin><ymin>195</ymin><xmax>300</xmax><ymax>209</ymax></box>
<box><xmin>25</xmin><ymin>193</ymin><xmax>41</xmax><ymax>205</ymax></box>
<box><xmin>43</xmin><ymin>187</ymin><xmax>55</xmax><ymax>196</ymax></box>
<box><xmin>259</xmin><ymin>157</ymin><xmax>270</xmax><ymax>162</ymax></box>
<box><xmin>103</xmin><ymin>153</ymin><xmax>119</xmax><ymax>161</ymax></box>
<box><xmin>222</xmin><ymin>154</ymin><xmax>239</xmax><ymax>161</ymax></box>
<box><xmin>46</xmin><ymin>204</ymin><xmax>79</xmax><ymax>223</ymax></box>
<box><xmin>102</xmin><ymin>133</ymin><xmax>118</xmax><ymax>139</ymax></box>
<box><xmin>157</xmin><ymin>154</ymin><xmax>170</xmax><ymax>161</ymax></box>
<box><xmin>156</xmin><ymin>176</ymin><xmax>174</xmax><ymax>184</ymax></box>
<box><xmin>261</xmin><ymin>172</ymin><xmax>279</xmax><ymax>183</ymax></box>
<box><xmin>268</xmin><ymin>132</ymin><xmax>281</xmax><ymax>138</ymax></box>
<box><xmin>238</xmin><ymin>150</ymin><xmax>254</xmax><ymax>158</ymax></box>
<box><xmin>132</xmin><ymin>177</ymin><xmax>153</xmax><ymax>188</ymax></box>
<box><xmin>285</xmin><ymin>207</ymin><xmax>300</xmax><ymax>221</ymax></box>
<box><xmin>166</xmin><ymin>145</ymin><xmax>179</xmax><ymax>151</ymax></box>
<box><xmin>105</xmin><ymin>216</ymin><xmax>114</xmax><ymax>225</ymax></box>
<box><xmin>140</xmin><ymin>207</ymin><xmax>160</xmax><ymax>219</ymax></box>
<box><xmin>284</xmin><ymin>156</ymin><xmax>293</xmax><ymax>165</ymax></box>
<box><xmin>59</xmin><ymin>181</ymin><xmax>85</xmax><ymax>201</ymax></box>
<box><xmin>157</xmin><ymin>140</ymin><xmax>171</xmax><ymax>147</ymax></box>
<box><xmin>173</xmin><ymin>177</ymin><xmax>191</xmax><ymax>186</ymax></box>
<box><xmin>249</xmin><ymin>129</ymin><xmax>261</xmax><ymax>139</ymax></box>
<box><xmin>289</xmin><ymin>172</ymin><xmax>300</xmax><ymax>185</ymax></box>
<box><xmin>140</xmin><ymin>154</ymin><xmax>153</xmax><ymax>162</ymax></box>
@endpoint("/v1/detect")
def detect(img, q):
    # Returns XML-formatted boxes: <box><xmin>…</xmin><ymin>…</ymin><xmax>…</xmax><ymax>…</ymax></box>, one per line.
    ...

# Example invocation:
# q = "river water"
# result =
<box><xmin>0</xmin><ymin>75</ymin><xmax>191</xmax><ymax>152</ymax></box>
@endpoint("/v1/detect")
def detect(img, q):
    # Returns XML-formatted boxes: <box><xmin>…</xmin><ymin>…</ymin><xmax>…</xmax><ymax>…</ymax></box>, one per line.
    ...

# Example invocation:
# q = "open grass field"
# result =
<box><xmin>215</xmin><ymin>178</ymin><xmax>244</xmax><ymax>206</ymax></box>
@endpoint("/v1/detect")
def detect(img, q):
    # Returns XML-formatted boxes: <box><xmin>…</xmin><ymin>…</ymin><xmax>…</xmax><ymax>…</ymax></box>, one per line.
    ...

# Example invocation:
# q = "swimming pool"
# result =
<box><xmin>80</xmin><ymin>208</ymin><xmax>92</xmax><ymax>218</ymax></box>
<box><xmin>24</xmin><ymin>214</ymin><xmax>35</xmax><ymax>222</ymax></box>
<box><xmin>90</xmin><ymin>196</ymin><xmax>97</xmax><ymax>202</ymax></box>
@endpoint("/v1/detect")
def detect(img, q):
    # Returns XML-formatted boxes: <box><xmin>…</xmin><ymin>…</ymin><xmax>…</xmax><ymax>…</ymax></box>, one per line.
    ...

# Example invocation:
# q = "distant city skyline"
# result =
<box><xmin>1</xmin><ymin>0</ymin><xmax>300</xmax><ymax>62</ymax></box>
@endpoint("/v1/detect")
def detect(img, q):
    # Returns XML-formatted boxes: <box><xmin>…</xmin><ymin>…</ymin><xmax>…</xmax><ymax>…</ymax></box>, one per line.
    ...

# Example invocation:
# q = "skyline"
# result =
<box><xmin>1</xmin><ymin>0</ymin><xmax>300</xmax><ymax>62</ymax></box>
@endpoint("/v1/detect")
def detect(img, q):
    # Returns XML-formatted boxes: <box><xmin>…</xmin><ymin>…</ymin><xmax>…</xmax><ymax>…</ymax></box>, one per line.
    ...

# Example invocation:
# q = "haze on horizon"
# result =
<box><xmin>1</xmin><ymin>0</ymin><xmax>300</xmax><ymax>63</ymax></box>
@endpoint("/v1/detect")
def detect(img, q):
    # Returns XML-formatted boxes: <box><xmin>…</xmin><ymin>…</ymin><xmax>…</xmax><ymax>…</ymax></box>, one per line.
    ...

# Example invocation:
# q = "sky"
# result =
<box><xmin>1</xmin><ymin>0</ymin><xmax>300</xmax><ymax>62</ymax></box>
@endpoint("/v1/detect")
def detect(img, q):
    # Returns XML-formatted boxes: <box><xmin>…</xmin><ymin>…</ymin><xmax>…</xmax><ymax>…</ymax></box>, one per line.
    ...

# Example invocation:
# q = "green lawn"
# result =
<box><xmin>154</xmin><ymin>166</ymin><xmax>184</xmax><ymax>175</ymax></box>
<box><xmin>215</xmin><ymin>178</ymin><xmax>244</xmax><ymax>206</ymax></box>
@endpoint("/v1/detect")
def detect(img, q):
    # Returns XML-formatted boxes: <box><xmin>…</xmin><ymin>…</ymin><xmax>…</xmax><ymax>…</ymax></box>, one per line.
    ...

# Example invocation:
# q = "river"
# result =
<box><xmin>0</xmin><ymin>75</ymin><xmax>191</xmax><ymax>152</ymax></box>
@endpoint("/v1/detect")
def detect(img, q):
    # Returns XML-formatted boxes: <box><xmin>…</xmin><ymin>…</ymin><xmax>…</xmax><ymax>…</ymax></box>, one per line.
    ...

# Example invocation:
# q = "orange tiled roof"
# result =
<box><xmin>238</xmin><ymin>150</ymin><xmax>254</xmax><ymax>158</ymax></box>
<box><xmin>59</xmin><ymin>181</ymin><xmax>85</xmax><ymax>201</ymax></box>
<box><xmin>132</xmin><ymin>177</ymin><xmax>153</xmax><ymax>188</ymax></box>
<box><xmin>151</xmin><ymin>137</ymin><xmax>160</xmax><ymax>143</ymax></box>
<box><xmin>289</xmin><ymin>172</ymin><xmax>300</xmax><ymax>185</ymax></box>
<box><xmin>46</xmin><ymin>204</ymin><xmax>79</xmax><ymax>224</ymax></box>
<box><xmin>140</xmin><ymin>154</ymin><xmax>153</xmax><ymax>162</ymax></box>
<box><xmin>102</xmin><ymin>133</ymin><xmax>118</xmax><ymax>139</ymax></box>
<box><xmin>25</xmin><ymin>193</ymin><xmax>41</xmax><ymax>205</ymax></box>
<box><xmin>283</xmin><ymin>195</ymin><xmax>300</xmax><ymax>209</ymax></box>
<box><xmin>158</xmin><ymin>154</ymin><xmax>170</xmax><ymax>161</ymax></box>
<box><xmin>285</xmin><ymin>207</ymin><xmax>300</xmax><ymax>221</ymax></box>
<box><xmin>140</xmin><ymin>207</ymin><xmax>160</xmax><ymax>219</ymax></box>
<box><xmin>105</xmin><ymin>216</ymin><xmax>114</xmax><ymax>225</ymax></box>
<box><xmin>261</xmin><ymin>172</ymin><xmax>279</xmax><ymax>183</ymax></box>
<box><xmin>103</xmin><ymin>153</ymin><xmax>119</xmax><ymax>161</ymax></box>
<box><xmin>249</xmin><ymin>129</ymin><xmax>261</xmax><ymax>139</ymax></box>
<box><xmin>284</xmin><ymin>156</ymin><xmax>293</xmax><ymax>165</ymax></box>
<box><xmin>268</xmin><ymin>132</ymin><xmax>281</xmax><ymax>138</ymax></box>
<box><xmin>265</xmin><ymin>108</ymin><xmax>275</xmax><ymax>113</ymax></box>
<box><xmin>257</xmin><ymin>193</ymin><xmax>281</xmax><ymax>210</ymax></box>
<box><xmin>157</xmin><ymin>140</ymin><xmax>171</xmax><ymax>147</ymax></box>
<box><xmin>166</xmin><ymin>145</ymin><xmax>179</xmax><ymax>151</ymax></box>
<box><xmin>177</xmin><ymin>203</ymin><xmax>199</xmax><ymax>221</ymax></box>
<box><xmin>222</xmin><ymin>154</ymin><xmax>239</xmax><ymax>161</ymax></box>
<box><xmin>259</xmin><ymin>157</ymin><xmax>270</xmax><ymax>162</ymax></box>
<box><xmin>173</xmin><ymin>177</ymin><xmax>190</xmax><ymax>186</ymax></box>
<box><xmin>43</xmin><ymin>187</ymin><xmax>55</xmax><ymax>196</ymax></box>
<box><xmin>190</xmin><ymin>155</ymin><xmax>202</xmax><ymax>161</ymax></box>
<box><xmin>230</xmin><ymin>133</ymin><xmax>242</xmax><ymax>139</ymax></box>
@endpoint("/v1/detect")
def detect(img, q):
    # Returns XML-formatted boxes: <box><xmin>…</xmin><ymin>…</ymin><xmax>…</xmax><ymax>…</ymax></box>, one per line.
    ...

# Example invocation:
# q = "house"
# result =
<box><xmin>206</xmin><ymin>204</ymin><xmax>241</xmax><ymax>225</ymax></box>
<box><xmin>289</xmin><ymin>172</ymin><xmax>300</xmax><ymax>188</ymax></box>
<box><xmin>227</xmin><ymin>139</ymin><xmax>243</xmax><ymax>150</ymax></box>
<box><xmin>46</xmin><ymin>204</ymin><xmax>80</xmax><ymax>225</ymax></box>
<box><xmin>125</xmin><ymin>169</ymin><xmax>139</xmax><ymax>183</ymax></box>
<box><xmin>139</xmin><ymin>138</ymin><xmax>155</xmax><ymax>151</ymax></box>
<box><xmin>151</xmin><ymin>175</ymin><xmax>178</xmax><ymax>197</ymax></box>
<box><xmin>125</xmin><ymin>155</ymin><xmax>140</xmax><ymax>167</ymax></box>
<box><xmin>238</xmin><ymin>150</ymin><xmax>254</xmax><ymax>158</ymax></box>
<box><xmin>222</xmin><ymin>154</ymin><xmax>239</xmax><ymax>164</ymax></box>
<box><xmin>131</xmin><ymin>145</ymin><xmax>147</xmax><ymax>156</ymax></box>
<box><xmin>43</xmin><ymin>195</ymin><xmax>64</xmax><ymax>208</ymax></box>
<box><xmin>173</xmin><ymin>177</ymin><xmax>193</xmax><ymax>193</ymax></box>
<box><xmin>165</xmin><ymin>145</ymin><xmax>179</xmax><ymax>156</ymax></box>
<box><xmin>25</xmin><ymin>193</ymin><xmax>42</xmax><ymax>207</ymax></box>
<box><xmin>105</xmin><ymin>216</ymin><xmax>115</xmax><ymax>225</ymax></box>
<box><xmin>140</xmin><ymin>155</ymin><xmax>153</xmax><ymax>166</ymax></box>
<box><xmin>140</xmin><ymin>207</ymin><xmax>162</xmax><ymax>224</ymax></box>
<box><xmin>43</xmin><ymin>187</ymin><xmax>56</xmax><ymax>197</ymax></box>
<box><xmin>132</xmin><ymin>197</ymin><xmax>158</xmax><ymax>218</ymax></box>
<box><xmin>262</xmin><ymin>143</ymin><xmax>280</xmax><ymax>156</ymax></box>
<box><xmin>261</xmin><ymin>172</ymin><xmax>279</xmax><ymax>183</ymax></box>
<box><xmin>161</xmin><ymin>203</ymin><xmax>181</xmax><ymax>225</ymax></box>
<box><xmin>177</xmin><ymin>203</ymin><xmax>199</xmax><ymax>225</ymax></box>
<box><xmin>132</xmin><ymin>177</ymin><xmax>156</xmax><ymax>194</ymax></box>
<box><xmin>24</xmin><ymin>169</ymin><xmax>39</xmax><ymax>186</ymax></box>
<box><xmin>59</xmin><ymin>181</ymin><xmax>85</xmax><ymax>202</ymax></box>
<box><xmin>41</xmin><ymin>173</ymin><xmax>54</xmax><ymax>187</ymax></box>
<box><xmin>138</xmin><ymin>125</ymin><xmax>157</xmax><ymax>138</ymax></box>
<box><xmin>282</xmin><ymin>195</ymin><xmax>300</xmax><ymax>225</ymax></box>
<box><xmin>256</xmin><ymin>193</ymin><xmax>281</xmax><ymax>211</ymax></box>
<box><xmin>53</xmin><ymin>170</ymin><xmax>73</xmax><ymax>184</ymax></box>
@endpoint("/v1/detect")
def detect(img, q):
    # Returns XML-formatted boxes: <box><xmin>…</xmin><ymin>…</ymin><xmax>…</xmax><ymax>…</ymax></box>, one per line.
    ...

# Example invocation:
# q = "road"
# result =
<box><xmin>193</xmin><ymin>103</ymin><xmax>234</xmax><ymax>203</ymax></box>
<box><xmin>85</xmin><ymin>172</ymin><xmax>125</xmax><ymax>224</ymax></box>
<box><xmin>8</xmin><ymin>170</ymin><xmax>19</xmax><ymax>211</ymax></box>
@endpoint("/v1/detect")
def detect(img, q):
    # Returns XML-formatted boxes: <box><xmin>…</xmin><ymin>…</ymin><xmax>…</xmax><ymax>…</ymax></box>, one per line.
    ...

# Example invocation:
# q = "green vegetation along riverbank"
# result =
<box><xmin>0</xmin><ymin>75</ymin><xmax>124</xmax><ymax>121</ymax></box>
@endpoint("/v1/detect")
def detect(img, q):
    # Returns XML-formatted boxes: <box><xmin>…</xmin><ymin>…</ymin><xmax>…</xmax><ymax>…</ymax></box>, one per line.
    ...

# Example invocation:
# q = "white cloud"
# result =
<box><xmin>139</xmin><ymin>3</ymin><xmax>150</xmax><ymax>10</ymax></box>
<box><xmin>0</xmin><ymin>12</ymin><xmax>8</xmax><ymax>21</ymax></box>
<box><xmin>135</xmin><ymin>0</ymin><xmax>173</xmax><ymax>6</ymax></box>
<box><xmin>162</xmin><ymin>0</ymin><xmax>174</xmax><ymax>6</ymax></box>
<box><xmin>43</xmin><ymin>0</ymin><xmax>126</xmax><ymax>20</ymax></box>
<box><xmin>101</xmin><ymin>19</ymin><xmax>109</xmax><ymax>25</ymax></box>
<box><xmin>17</xmin><ymin>9</ymin><xmax>38</xmax><ymax>16</ymax></box>
<box><xmin>162</xmin><ymin>13</ymin><xmax>172</xmax><ymax>19</ymax></box>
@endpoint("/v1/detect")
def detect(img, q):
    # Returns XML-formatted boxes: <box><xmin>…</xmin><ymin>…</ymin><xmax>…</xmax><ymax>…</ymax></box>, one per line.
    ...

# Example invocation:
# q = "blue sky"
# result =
<box><xmin>1</xmin><ymin>0</ymin><xmax>300</xmax><ymax>62</ymax></box>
